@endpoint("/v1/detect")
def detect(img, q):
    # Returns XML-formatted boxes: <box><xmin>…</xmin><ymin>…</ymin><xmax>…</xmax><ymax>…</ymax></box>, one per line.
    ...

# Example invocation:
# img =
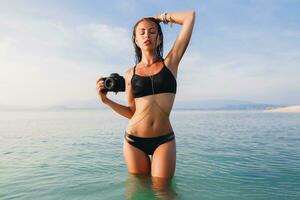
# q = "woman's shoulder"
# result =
<box><xmin>125</xmin><ymin>66</ymin><xmax>135</xmax><ymax>75</ymax></box>
<box><xmin>124</xmin><ymin>66</ymin><xmax>136</xmax><ymax>81</ymax></box>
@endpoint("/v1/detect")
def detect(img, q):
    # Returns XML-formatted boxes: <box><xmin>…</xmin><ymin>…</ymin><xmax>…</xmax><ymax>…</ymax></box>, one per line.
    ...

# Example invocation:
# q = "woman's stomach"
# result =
<box><xmin>126</xmin><ymin>106</ymin><xmax>173</xmax><ymax>137</ymax></box>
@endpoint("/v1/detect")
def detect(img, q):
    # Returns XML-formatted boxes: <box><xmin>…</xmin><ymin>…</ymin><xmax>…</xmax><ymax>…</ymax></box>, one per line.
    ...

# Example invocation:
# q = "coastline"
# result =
<box><xmin>264</xmin><ymin>105</ymin><xmax>300</xmax><ymax>113</ymax></box>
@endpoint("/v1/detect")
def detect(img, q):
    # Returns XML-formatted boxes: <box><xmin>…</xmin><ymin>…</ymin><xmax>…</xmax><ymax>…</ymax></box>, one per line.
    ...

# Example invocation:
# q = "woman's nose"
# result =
<box><xmin>144</xmin><ymin>31</ymin><xmax>151</xmax><ymax>37</ymax></box>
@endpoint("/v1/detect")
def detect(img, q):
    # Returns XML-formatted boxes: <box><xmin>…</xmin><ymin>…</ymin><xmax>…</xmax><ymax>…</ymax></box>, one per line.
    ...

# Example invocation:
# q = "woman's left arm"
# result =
<box><xmin>156</xmin><ymin>11</ymin><xmax>196</xmax><ymax>68</ymax></box>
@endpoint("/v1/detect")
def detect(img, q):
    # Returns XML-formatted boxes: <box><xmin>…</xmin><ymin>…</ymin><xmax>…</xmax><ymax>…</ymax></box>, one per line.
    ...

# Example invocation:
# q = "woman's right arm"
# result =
<box><xmin>96</xmin><ymin>68</ymin><xmax>135</xmax><ymax>119</ymax></box>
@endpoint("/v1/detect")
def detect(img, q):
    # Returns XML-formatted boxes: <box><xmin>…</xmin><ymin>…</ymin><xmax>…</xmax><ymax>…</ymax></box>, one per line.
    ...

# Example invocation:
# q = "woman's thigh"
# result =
<box><xmin>151</xmin><ymin>139</ymin><xmax>176</xmax><ymax>178</ymax></box>
<box><xmin>123</xmin><ymin>139</ymin><xmax>151</xmax><ymax>175</ymax></box>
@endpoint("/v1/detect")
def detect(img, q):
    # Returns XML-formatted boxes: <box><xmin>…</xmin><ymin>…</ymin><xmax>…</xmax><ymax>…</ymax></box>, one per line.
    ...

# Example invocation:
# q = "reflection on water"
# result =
<box><xmin>124</xmin><ymin>174</ymin><xmax>179</xmax><ymax>199</ymax></box>
<box><xmin>1</xmin><ymin>110</ymin><xmax>300</xmax><ymax>199</ymax></box>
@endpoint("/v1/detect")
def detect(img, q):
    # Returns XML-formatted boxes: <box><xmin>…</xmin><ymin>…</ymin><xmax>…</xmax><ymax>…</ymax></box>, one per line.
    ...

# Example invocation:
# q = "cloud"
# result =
<box><xmin>0</xmin><ymin>16</ymin><xmax>133</xmax><ymax>106</ymax></box>
<box><xmin>282</xmin><ymin>30</ymin><xmax>300</xmax><ymax>38</ymax></box>
<box><xmin>175</xmin><ymin>47</ymin><xmax>300</xmax><ymax>104</ymax></box>
<box><xmin>75</xmin><ymin>23</ymin><xmax>132</xmax><ymax>65</ymax></box>
<box><xmin>1</xmin><ymin>0</ymin><xmax>299</xmax><ymax>106</ymax></box>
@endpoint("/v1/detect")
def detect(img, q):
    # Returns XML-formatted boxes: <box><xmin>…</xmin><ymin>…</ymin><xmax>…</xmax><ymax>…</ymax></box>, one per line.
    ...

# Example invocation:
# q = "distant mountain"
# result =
<box><xmin>173</xmin><ymin>99</ymin><xmax>281</xmax><ymax>110</ymax></box>
<box><xmin>46</xmin><ymin>98</ymin><xmax>124</xmax><ymax>110</ymax></box>
<box><xmin>0</xmin><ymin>99</ymin><xmax>284</xmax><ymax>111</ymax></box>
<box><xmin>0</xmin><ymin>104</ymin><xmax>42</xmax><ymax>111</ymax></box>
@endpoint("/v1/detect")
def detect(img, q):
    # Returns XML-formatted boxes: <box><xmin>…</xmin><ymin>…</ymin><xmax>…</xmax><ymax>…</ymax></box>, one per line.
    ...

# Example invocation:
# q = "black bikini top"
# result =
<box><xmin>131</xmin><ymin>59</ymin><xmax>177</xmax><ymax>98</ymax></box>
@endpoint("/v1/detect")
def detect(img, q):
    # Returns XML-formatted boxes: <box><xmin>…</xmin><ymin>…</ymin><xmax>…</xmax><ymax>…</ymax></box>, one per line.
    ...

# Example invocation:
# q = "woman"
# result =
<box><xmin>96</xmin><ymin>11</ymin><xmax>195</xmax><ymax>179</ymax></box>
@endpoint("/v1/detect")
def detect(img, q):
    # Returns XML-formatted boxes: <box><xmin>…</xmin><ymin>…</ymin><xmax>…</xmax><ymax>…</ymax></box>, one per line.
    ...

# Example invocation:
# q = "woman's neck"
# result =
<box><xmin>140</xmin><ymin>51</ymin><xmax>160</xmax><ymax>66</ymax></box>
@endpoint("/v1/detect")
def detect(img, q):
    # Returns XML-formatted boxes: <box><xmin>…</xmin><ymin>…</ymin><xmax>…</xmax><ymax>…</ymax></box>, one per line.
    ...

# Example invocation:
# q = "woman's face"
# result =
<box><xmin>134</xmin><ymin>20</ymin><xmax>161</xmax><ymax>51</ymax></box>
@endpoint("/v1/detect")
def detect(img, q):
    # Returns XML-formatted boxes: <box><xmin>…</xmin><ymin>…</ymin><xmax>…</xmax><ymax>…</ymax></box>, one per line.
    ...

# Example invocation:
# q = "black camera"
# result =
<box><xmin>100</xmin><ymin>73</ymin><xmax>125</xmax><ymax>93</ymax></box>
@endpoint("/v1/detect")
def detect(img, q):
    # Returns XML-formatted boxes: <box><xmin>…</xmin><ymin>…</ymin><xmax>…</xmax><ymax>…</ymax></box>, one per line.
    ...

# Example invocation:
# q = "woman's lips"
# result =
<box><xmin>143</xmin><ymin>40</ymin><xmax>151</xmax><ymax>45</ymax></box>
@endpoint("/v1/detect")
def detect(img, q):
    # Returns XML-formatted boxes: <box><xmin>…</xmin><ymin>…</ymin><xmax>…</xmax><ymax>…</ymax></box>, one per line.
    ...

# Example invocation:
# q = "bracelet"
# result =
<box><xmin>169</xmin><ymin>14</ymin><xmax>173</xmax><ymax>28</ymax></box>
<box><xmin>163</xmin><ymin>12</ymin><xmax>168</xmax><ymax>24</ymax></box>
<box><xmin>159</xmin><ymin>12</ymin><xmax>173</xmax><ymax>28</ymax></box>
<box><xmin>160</xmin><ymin>12</ymin><xmax>168</xmax><ymax>24</ymax></box>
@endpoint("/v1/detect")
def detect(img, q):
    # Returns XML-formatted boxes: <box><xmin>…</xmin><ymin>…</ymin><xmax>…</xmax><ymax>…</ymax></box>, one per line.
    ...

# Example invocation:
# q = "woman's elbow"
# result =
<box><xmin>190</xmin><ymin>10</ymin><xmax>196</xmax><ymax>20</ymax></box>
<box><xmin>127</xmin><ymin>107</ymin><xmax>135</xmax><ymax>119</ymax></box>
<box><xmin>127</xmin><ymin>112</ymin><xmax>133</xmax><ymax>119</ymax></box>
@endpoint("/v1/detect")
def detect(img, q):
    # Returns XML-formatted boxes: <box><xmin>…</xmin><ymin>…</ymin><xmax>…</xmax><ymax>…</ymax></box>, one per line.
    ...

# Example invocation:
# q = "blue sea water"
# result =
<box><xmin>0</xmin><ymin>110</ymin><xmax>300</xmax><ymax>200</ymax></box>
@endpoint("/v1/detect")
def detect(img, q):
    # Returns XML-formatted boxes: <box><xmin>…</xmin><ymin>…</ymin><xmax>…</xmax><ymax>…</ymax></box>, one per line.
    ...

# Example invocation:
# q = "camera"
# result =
<box><xmin>100</xmin><ymin>73</ymin><xmax>125</xmax><ymax>93</ymax></box>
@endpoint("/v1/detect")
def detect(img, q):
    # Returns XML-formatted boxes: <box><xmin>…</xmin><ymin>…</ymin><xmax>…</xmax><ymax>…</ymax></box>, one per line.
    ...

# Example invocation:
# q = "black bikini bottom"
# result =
<box><xmin>124</xmin><ymin>131</ymin><xmax>175</xmax><ymax>156</ymax></box>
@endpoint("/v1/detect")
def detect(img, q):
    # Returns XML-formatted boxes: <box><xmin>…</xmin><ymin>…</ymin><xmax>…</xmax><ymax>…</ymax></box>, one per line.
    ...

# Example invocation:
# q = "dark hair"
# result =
<box><xmin>132</xmin><ymin>17</ymin><xmax>164</xmax><ymax>64</ymax></box>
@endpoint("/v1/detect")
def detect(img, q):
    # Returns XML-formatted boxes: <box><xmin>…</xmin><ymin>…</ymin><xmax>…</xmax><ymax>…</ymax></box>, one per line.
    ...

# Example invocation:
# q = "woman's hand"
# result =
<box><xmin>153</xmin><ymin>14</ymin><xmax>164</xmax><ymax>23</ymax></box>
<box><xmin>96</xmin><ymin>77</ymin><xmax>108</xmax><ymax>104</ymax></box>
<box><xmin>95</xmin><ymin>75</ymin><xmax>134</xmax><ymax>119</ymax></box>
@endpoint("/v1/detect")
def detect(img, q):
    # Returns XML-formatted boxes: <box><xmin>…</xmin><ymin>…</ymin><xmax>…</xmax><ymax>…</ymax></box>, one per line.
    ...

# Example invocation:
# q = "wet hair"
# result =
<box><xmin>132</xmin><ymin>17</ymin><xmax>164</xmax><ymax>64</ymax></box>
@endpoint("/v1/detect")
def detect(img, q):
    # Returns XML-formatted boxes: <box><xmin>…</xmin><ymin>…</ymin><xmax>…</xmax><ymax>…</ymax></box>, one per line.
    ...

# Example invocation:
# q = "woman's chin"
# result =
<box><xmin>142</xmin><ymin>45</ymin><xmax>156</xmax><ymax>51</ymax></box>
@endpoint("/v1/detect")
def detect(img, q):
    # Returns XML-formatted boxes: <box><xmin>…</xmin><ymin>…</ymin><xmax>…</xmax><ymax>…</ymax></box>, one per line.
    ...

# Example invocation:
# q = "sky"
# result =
<box><xmin>0</xmin><ymin>0</ymin><xmax>300</xmax><ymax>107</ymax></box>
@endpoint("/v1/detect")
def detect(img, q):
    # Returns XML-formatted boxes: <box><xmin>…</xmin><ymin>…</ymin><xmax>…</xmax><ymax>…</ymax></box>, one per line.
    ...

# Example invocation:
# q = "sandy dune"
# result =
<box><xmin>264</xmin><ymin>105</ymin><xmax>300</xmax><ymax>113</ymax></box>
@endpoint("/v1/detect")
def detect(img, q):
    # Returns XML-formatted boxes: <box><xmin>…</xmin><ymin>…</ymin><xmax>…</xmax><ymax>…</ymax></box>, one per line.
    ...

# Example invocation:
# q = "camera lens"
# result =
<box><xmin>104</xmin><ymin>78</ymin><xmax>115</xmax><ymax>90</ymax></box>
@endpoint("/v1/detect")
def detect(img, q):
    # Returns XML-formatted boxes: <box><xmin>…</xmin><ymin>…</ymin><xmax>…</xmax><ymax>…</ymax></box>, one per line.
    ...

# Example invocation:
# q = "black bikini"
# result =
<box><xmin>124</xmin><ymin>59</ymin><xmax>177</xmax><ymax>156</ymax></box>
<box><xmin>131</xmin><ymin>59</ymin><xmax>177</xmax><ymax>98</ymax></box>
<box><xmin>124</xmin><ymin>131</ymin><xmax>175</xmax><ymax>156</ymax></box>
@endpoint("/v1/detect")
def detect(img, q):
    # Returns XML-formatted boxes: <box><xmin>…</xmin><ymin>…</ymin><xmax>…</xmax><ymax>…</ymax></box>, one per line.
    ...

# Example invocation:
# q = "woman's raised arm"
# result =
<box><xmin>156</xmin><ymin>11</ymin><xmax>196</xmax><ymax>68</ymax></box>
